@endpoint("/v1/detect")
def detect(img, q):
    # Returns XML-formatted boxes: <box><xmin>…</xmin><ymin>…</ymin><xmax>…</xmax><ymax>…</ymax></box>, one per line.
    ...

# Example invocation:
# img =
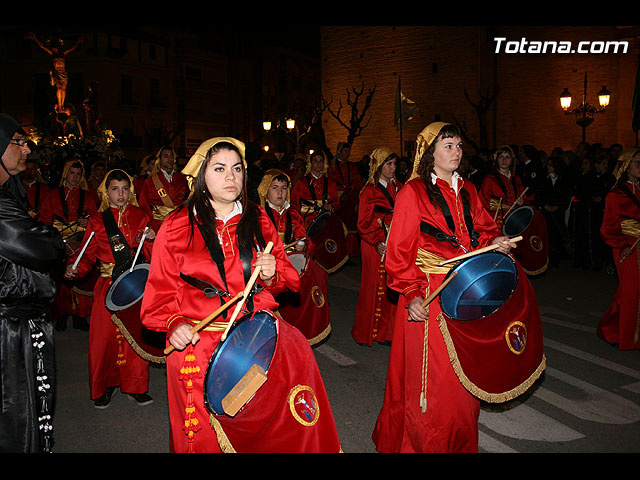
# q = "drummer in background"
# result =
<box><xmin>133</xmin><ymin>153</ymin><xmax>155</xmax><ymax>198</ymax></box>
<box><xmin>141</xmin><ymin>138</ymin><xmax>327</xmax><ymax>452</ymax></box>
<box><xmin>138</xmin><ymin>145</ymin><xmax>188</xmax><ymax>233</ymax></box>
<box><xmin>20</xmin><ymin>158</ymin><xmax>49</xmax><ymax>220</ymax></box>
<box><xmin>372</xmin><ymin>122</ymin><xmax>516</xmax><ymax>453</ymax></box>
<box><xmin>258</xmin><ymin>168</ymin><xmax>332</xmax><ymax>345</ymax></box>
<box><xmin>597</xmin><ymin>148</ymin><xmax>640</xmax><ymax>351</ymax></box>
<box><xmin>479</xmin><ymin>145</ymin><xmax>531</xmax><ymax>229</ymax></box>
<box><xmin>40</xmin><ymin>158</ymin><xmax>98</xmax><ymax>331</ymax></box>
<box><xmin>291</xmin><ymin>150</ymin><xmax>341</xmax><ymax>228</ymax></box>
<box><xmin>65</xmin><ymin>169</ymin><xmax>155</xmax><ymax>408</ymax></box>
<box><xmin>352</xmin><ymin>147</ymin><xmax>401</xmax><ymax>346</ymax></box>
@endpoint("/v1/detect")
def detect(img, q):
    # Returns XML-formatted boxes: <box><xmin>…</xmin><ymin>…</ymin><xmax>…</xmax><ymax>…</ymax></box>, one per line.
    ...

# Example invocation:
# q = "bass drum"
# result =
<box><xmin>502</xmin><ymin>205</ymin><xmax>549</xmax><ymax>276</ymax></box>
<box><xmin>437</xmin><ymin>251</ymin><xmax>546</xmax><ymax>403</ymax></box>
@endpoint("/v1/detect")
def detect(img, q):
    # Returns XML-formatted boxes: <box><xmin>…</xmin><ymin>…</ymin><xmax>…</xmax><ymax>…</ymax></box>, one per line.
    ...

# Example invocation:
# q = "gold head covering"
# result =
<box><xmin>257</xmin><ymin>168</ymin><xmax>291</xmax><ymax>208</ymax></box>
<box><xmin>181</xmin><ymin>137</ymin><xmax>247</xmax><ymax>192</ymax></box>
<box><xmin>493</xmin><ymin>145</ymin><xmax>517</xmax><ymax>171</ymax></box>
<box><xmin>59</xmin><ymin>158</ymin><xmax>89</xmax><ymax>190</ymax></box>
<box><xmin>367</xmin><ymin>147</ymin><xmax>396</xmax><ymax>186</ymax></box>
<box><xmin>409</xmin><ymin>121</ymin><xmax>450</xmax><ymax>180</ymax></box>
<box><xmin>305</xmin><ymin>150</ymin><xmax>328</xmax><ymax>175</ymax></box>
<box><xmin>138</xmin><ymin>153</ymin><xmax>155</xmax><ymax>176</ymax></box>
<box><xmin>331</xmin><ymin>142</ymin><xmax>352</xmax><ymax>168</ymax></box>
<box><xmin>151</xmin><ymin>145</ymin><xmax>178</xmax><ymax>175</ymax></box>
<box><xmin>613</xmin><ymin>148</ymin><xmax>640</xmax><ymax>180</ymax></box>
<box><xmin>96</xmin><ymin>169</ymin><xmax>139</xmax><ymax>212</ymax></box>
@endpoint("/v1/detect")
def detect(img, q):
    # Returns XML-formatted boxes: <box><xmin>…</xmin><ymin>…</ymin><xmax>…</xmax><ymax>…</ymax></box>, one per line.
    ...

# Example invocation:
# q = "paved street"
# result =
<box><xmin>50</xmin><ymin>256</ymin><xmax>640</xmax><ymax>453</ymax></box>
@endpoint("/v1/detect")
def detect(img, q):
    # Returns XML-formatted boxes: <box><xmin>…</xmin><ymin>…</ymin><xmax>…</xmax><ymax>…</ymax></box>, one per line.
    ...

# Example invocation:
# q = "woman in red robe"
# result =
<box><xmin>352</xmin><ymin>147</ymin><xmax>401</xmax><ymax>346</ymax></box>
<box><xmin>372</xmin><ymin>123</ymin><xmax>516</xmax><ymax>453</ymax></box>
<box><xmin>479</xmin><ymin>145</ymin><xmax>529</xmax><ymax>229</ymax></box>
<box><xmin>598</xmin><ymin>148</ymin><xmax>640</xmax><ymax>351</ymax></box>
<box><xmin>140</xmin><ymin>138</ymin><xmax>341</xmax><ymax>453</ymax></box>
<box><xmin>65</xmin><ymin>169</ymin><xmax>155</xmax><ymax>408</ymax></box>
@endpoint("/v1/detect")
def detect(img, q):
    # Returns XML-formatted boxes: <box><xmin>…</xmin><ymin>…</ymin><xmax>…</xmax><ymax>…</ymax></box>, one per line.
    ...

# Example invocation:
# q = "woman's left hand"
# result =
<box><xmin>255</xmin><ymin>251</ymin><xmax>276</xmax><ymax>284</ymax></box>
<box><xmin>491</xmin><ymin>235</ymin><xmax>518</xmax><ymax>254</ymax></box>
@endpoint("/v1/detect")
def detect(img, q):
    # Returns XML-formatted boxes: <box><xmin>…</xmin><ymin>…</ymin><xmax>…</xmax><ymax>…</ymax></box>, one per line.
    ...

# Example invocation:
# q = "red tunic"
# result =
<box><xmin>352</xmin><ymin>180</ymin><xmax>401</xmax><ymax>345</ymax></box>
<box><xmin>141</xmin><ymin>205</ymin><xmax>341</xmax><ymax>453</ymax></box>
<box><xmin>40</xmin><ymin>185</ymin><xmax>99</xmax><ymax>319</ymax></box>
<box><xmin>138</xmin><ymin>171</ymin><xmax>188</xmax><ymax>232</ymax></box>
<box><xmin>22</xmin><ymin>180</ymin><xmax>49</xmax><ymax>220</ymax></box>
<box><xmin>328</xmin><ymin>160</ymin><xmax>363</xmax><ymax>256</ymax></box>
<box><xmin>290</xmin><ymin>173</ymin><xmax>341</xmax><ymax>227</ymax></box>
<box><xmin>479</xmin><ymin>171</ymin><xmax>528</xmax><ymax>229</ymax></box>
<box><xmin>266</xmin><ymin>203</ymin><xmax>331</xmax><ymax>344</ymax></box>
<box><xmin>69</xmin><ymin>204</ymin><xmax>153</xmax><ymax>399</ymax></box>
<box><xmin>372</xmin><ymin>175</ymin><xmax>501</xmax><ymax>453</ymax></box>
<box><xmin>598</xmin><ymin>183</ymin><xmax>640</xmax><ymax>350</ymax></box>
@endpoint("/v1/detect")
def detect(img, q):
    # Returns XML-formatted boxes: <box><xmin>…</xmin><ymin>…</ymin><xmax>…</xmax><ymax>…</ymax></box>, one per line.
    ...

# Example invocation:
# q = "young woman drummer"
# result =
<box><xmin>372</xmin><ymin>122</ymin><xmax>516</xmax><ymax>453</ymax></box>
<box><xmin>140</xmin><ymin>138</ymin><xmax>341</xmax><ymax>453</ymax></box>
<box><xmin>65</xmin><ymin>169</ymin><xmax>155</xmax><ymax>409</ymax></box>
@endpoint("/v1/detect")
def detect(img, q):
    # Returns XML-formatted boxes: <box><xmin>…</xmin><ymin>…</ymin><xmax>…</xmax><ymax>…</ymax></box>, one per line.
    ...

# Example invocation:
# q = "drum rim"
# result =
<box><xmin>306</xmin><ymin>210</ymin><xmax>331</xmax><ymax>237</ymax></box>
<box><xmin>439</xmin><ymin>251</ymin><xmax>519</xmax><ymax>321</ymax></box>
<box><xmin>288</xmin><ymin>252</ymin><xmax>310</xmax><ymax>276</ymax></box>
<box><xmin>502</xmin><ymin>204</ymin><xmax>535</xmax><ymax>236</ymax></box>
<box><xmin>203</xmin><ymin>310</ymin><xmax>279</xmax><ymax>415</ymax></box>
<box><xmin>104</xmin><ymin>262</ymin><xmax>150</xmax><ymax>312</ymax></box>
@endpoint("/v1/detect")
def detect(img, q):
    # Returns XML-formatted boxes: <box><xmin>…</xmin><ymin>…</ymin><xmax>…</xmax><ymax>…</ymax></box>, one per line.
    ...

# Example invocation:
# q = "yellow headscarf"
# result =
<box><xmin>59</xmin><ymin>158</ymin><xmax>89</xmax><ymax>190</ymax></box>
<box><xmin>409</xmin><ymin>121</ymin><xmax>450</xmax><ymax>180</ymax></box>
<box><xmin>493</xmin><ymin>145</ymin><xmax>517</xmax><ymax>171</ymax></box>
<box><xmin>613</xmin><ymin>148</ymin><xmax>640</xmax><ymax>180</ymax></box>
<box><xmin>96</xmin><ymin>169</ymin><xmax>139</xmax><ymax>212</ymax></box>
<box><xmin>257</xmin><ymin>168</ymin><xmax>291</xmax><ymax>208</ymax></box>
<box><xmin>367</xmin><ymin>147</ymin><xmax>396</xmax><ymax>186</ymax></box>
<box><xmin>181</xmin><ymin>137</ymin><xmax>247</xmax><ymax>193</ymax></box>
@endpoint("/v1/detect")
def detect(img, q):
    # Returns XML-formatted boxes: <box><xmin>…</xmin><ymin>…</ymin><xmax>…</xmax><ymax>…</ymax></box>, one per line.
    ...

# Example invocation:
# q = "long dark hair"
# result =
<box><xmin>185</xmin><ymin>141</ymin><xmax>266</xmax><ymax>256</ymax></box>
<box><xmin>415</xmin><ymin>123</ymin><xmax>470</xmax><ymax>209</ymax></box>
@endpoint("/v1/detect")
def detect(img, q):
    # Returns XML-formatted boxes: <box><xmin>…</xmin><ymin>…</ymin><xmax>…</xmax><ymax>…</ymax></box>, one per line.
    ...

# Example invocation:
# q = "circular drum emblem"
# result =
<box><xmin>530</xmin><ymin>235</ymin><xmax>543</xmax><ymax>252</ymax></box>
<box><xmin>324</xmin><ymin>239</ymin><xmax>338</xmax><ymax>254</ymax></box>
<box><xmin>505</xmin><ymin>321</ymin><xmax>527</xmax><ymax>354</ymax></box>
<box><xmin>311</xmin><ymin>285</ymin><xmax>325</xmax><ymax>308</ymax></box>
<box><xmin>288</xmin><ymin>385</ymin><xmax>320</xmax><ymax>426</ymax></box>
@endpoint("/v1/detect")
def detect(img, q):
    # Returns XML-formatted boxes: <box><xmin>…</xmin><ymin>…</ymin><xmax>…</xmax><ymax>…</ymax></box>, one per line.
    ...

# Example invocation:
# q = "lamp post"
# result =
<box><xmin>560</xmin><ymin>72</ymin><xmax>611</xmax><ymax>143</ymax></box>
<box><xmin>262</xmin><ymin>117</ymin><xmax>296</xmax><ymax>156</ymax></box>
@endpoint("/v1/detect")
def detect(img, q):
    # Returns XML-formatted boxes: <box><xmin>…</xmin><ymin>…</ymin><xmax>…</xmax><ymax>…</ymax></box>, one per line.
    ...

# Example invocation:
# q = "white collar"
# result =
<box><xmin>217</xmin><ymin>200</ymin><xmax>243</xmax><ymax>223</ymax></box>
<box><xmin>431</xmin><ymin>171</ymin><xmax>461</xmax><ymax>192</ymax></box>
<box><xmin>268</xmin><ymin>200</ymin><xmax>290</xmax><ymax>213</ymax></box>
<box><xmin>161</xmin><ymin>168</ymin><xmax>174</xmax><ymax>181</ymax></box>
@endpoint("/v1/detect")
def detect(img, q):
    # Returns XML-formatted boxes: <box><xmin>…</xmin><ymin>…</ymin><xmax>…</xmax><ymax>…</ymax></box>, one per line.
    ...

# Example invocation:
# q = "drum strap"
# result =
<box><xmin>151</xmin><ymin>173</ymin><xmax>175</xmax><ymax>208</ymax></box>
<box><xmin>305</xmin><ymin>174</ymin><xmax>328</xmax><ymax>206</ymax></box>
<box><xmin>102</xmin><ymin>209</ymin><xmax>134</xmax><ymax>278</ymax></box>
<box><xmin>376</xmin><ymin>182</ymin><xmax>396</xmax><ymax>208</ymax></box>
<box><xmin>620</xmin><ymin>184</ymin><xmax>640</xmax><ymax>211</ymax></box>
<box><xmin>492</xmin><ymin>171</ymin><xmax>519</xmax><ymax>200</ymax></box>
<box><xmin>428</xmin><ymin>184</ymin><xmax>479</xmax><ymax>248</ymax></box>
<box><xmin>265</xmin><ymin>206</ymin><xmax>293</xmax><ymax>244</ymax></box>
<box><xmin>58</xmin><ymin>185</ymin><xmax>85</xmax><ymax>222</ymax></box>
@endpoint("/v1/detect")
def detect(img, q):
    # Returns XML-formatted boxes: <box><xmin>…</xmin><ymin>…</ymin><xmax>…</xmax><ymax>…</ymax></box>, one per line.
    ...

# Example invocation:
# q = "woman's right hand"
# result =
<box><xmin>407</xmin><ymin>297</ymin><xmax>428</xmax><ymax>322</ymax></box>
<box><xmin>169</xmin><ymin>323</ymin><xmax>200</xmax><ymax>351</ymax></box>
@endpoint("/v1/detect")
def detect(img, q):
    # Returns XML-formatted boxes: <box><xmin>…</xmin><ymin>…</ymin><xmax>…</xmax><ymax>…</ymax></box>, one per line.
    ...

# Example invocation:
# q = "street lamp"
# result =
<box><xmin>262</xmin><ymin>117</ymin><xmax>296</xmax><ymax>154</ymax></box>
<box><xmin>560</xmin><ymin>72</ymin><xmax>611</xmax><ymax>142</ymax></box>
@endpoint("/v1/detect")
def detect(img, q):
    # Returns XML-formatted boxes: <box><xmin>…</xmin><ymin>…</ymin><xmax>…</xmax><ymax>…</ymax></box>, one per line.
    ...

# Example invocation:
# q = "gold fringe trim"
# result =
<box><xmin>522</xmin><ymin>259</ymin><xmax>548</xmax><ymax>276</ymax></box>
<box><xmin>318</xmin><ymin>254</ymin><xmax>349</xmax><ymax>274</ymax></box>
<box><xmin>71</xmin><ymin>286</ymin><xmax>94</xmax><ymax>297</ymax></box>
<box><xmin>110</xmin><ymin>313</ymin><xmax>166</xmax><ymax>364</ymax></box>
<box><xmin>209</xmin><ymin>415</ymin><xmax>237</xmax><ymax>453</ymax></box>
<box><xmin>438</xmin><ymin>312</ymin><xmax>546</xmax><ymax>403</ymax></box>
<box><xmin>308</xmin><ymin>323</ymin><xmax>332</xmax><ymax>345</ymax></box>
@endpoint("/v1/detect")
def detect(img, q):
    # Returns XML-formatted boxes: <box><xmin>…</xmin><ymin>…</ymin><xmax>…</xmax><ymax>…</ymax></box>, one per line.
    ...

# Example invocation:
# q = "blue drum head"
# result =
<box><xmin>306</xmin><ymin>211</ymin><xmax>330</xmax><ymax>238</ymax></box>
<box><xmin>439</xmin><ymin>252</ymin><xmax>518</xmax><ymax>321</ymax></box>
<box><xmin>105</xmin><ymin>263</ymin><xmax>149</xmax><ymax>312</ymax></box>
<box><xmin>204</xmin><ymin>311</ymin><xmax>277</xmax><ymax>415</ymax></box>
<box><xmin>503</xmin><ymin>206</ymin><xmax>534</xmax><ymax>237</ymax></box>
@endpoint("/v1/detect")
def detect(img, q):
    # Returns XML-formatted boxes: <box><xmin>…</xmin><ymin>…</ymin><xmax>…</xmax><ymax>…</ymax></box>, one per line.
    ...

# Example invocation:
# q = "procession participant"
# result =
<box><xmin>597</xmin><ymin>148</ymin><xmax>640</xmax><ymax>351</ymax></box>
<box><xmin>20</xmin><ymin>158</ymin><xmax>49</xmax><ymax>219</ymax></box>
<box><xmin>141</xmin><ymin>137</ymin><xmax>341</xmax><ymax>453</ymax></box>
<box><xmin>138</xmin><ymin>145</ymin><xmax>188</xmax><ymax>233</ymax></box>
<box><xmin>39</xmin><ymin>158</ymin><xmax>98</xmax><ymax>331</ymax></box>
<box><xmin>0</xmin><ymin>113</ymin><xmax>65</xmax><ymax>452</ymax></box>
<box><xmin>258</xmin><ymin>169</ymin><xmax>331</xmax><ymax>344</ymax></box>
<box><xmin>133</xmin><ymin>153</ymin><xmax>155</xmax><ymax>199</ymax></box>
<box><xmin>328</xmin><ymin>142</ymin><xmax>362</xmax><ymax>256</ymax></box>
<box><xmin>479</xmin><ymin>145</ymin><xmax>530</xmax><ymax>229</ymax></box>
<box><xmin>352</xmin><ymin>147</ymin><xmax>401</xmax><ymax>346</ymax></box>
<box><xmin>87</xmin><ymin>159</ymin><xmax>107</xmax><ymax>193</ymax></box>
<box><xmin>372</xmin><ymin>122</ymin><xmax>516</xmax><ymax>453</ymax></box>
<box><xmin>65</xmin><ymin>169</ymin><xmax>155</xmax><ymax>408</ymax></box>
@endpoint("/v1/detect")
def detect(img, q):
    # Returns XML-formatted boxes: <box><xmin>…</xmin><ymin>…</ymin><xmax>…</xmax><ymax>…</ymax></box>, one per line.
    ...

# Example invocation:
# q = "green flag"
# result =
<box><xmin>394</xmin><ymin>77</ymin><xmax>418</xmax><ymax>130</ymax></box>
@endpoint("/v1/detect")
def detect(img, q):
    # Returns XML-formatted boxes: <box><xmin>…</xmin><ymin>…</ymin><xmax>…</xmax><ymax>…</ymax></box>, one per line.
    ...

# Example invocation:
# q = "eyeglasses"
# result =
<box><xmin>9</xmin><ymin>138</ymin><xmax>29</xmax><ymax>147</ymax></box>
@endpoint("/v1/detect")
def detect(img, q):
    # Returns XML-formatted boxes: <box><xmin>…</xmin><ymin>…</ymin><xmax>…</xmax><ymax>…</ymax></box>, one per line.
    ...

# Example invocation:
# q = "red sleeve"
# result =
<box><xmin>357</xmin><ymin>184</ymin><xmax>387</xmax><ymax>247</ymax></box>
<box><xmin>600</xmin><ymin>189</ymin><xmax>633</xmax><ymax>250</ymax></box>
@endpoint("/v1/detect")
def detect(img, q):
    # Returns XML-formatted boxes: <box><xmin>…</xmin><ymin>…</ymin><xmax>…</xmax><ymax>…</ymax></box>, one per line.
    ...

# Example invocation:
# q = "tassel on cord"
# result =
<box><xmin>420</xmin><ymin>278</ymin><xmax>430</xmax><ymax>413</ymax></box>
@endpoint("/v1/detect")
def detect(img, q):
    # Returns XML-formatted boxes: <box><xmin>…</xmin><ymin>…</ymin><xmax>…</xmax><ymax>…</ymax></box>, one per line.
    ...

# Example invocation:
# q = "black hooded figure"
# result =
<box><xmin>0</xmin><ymin>113</ymin><xmax>65</xmax><ymax>452</ymax></box>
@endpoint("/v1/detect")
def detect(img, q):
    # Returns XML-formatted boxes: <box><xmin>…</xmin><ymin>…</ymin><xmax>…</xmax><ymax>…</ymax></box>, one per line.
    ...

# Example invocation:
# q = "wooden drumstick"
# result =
<box><xmin>221</xmin><ymin>241</ymin><xmax>274</xmax><ymax>342</ymax></box>
<box><xmin>620</xmin><ymin>235</ymin><xmax>640</xmax><ymax>263</ymax></box>
<box><xmin>421</xmin><ymin>271</ymin><xmax>458</xmax><ymax>308</ymax></box>
<box><xmin>71</xmin><ymin>231</ymin><xmax>95</xmax><ymax>270</ymax></box>
<box><xmin>493</xmin><ymin>198</ymin><xmax>502</xmax><ymax>222</ymax></box>
<box><xmin>130</xmin><ymin>227</ymin><xmax>148</xmax><ymax>272</ymax></box>
<box><xmin>284</xmin><ymin>237</ymin><xmax>306</xmax><ymax>250</ymax></box>
<box><xmin>163</xmin><ymin>291</ymin><xmax>245</xmax><ymax>355</ymax></box>
<box><xmin>504</xmin><ymin>187</ymin><xmax>529</xmax><ymax>218</ymax></box>
<box><xmin>436</xmin><ymin>235</ymin><xmax>523</xmax><ymax>266</ymax></box>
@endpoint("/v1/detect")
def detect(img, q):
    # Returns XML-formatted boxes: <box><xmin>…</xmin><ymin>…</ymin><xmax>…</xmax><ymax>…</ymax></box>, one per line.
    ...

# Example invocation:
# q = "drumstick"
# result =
<box><xmin>163</xmin><ymin>291</ymin><xmax>245</xmax><ymax>355</ymax></box>
<box><xmin>436</xmin><ymin>235</ymin><xmax>523</xmax><ymax>266</ymax></box>
<box><xmin>130</xmin><ymin>227</ymin><xmax>148</xmax><ymax>273</ymax></box>
<box><xmin>221</xmin><ymin>241</ymin><xmax>274</xmax><ymax>342</ymax></box>
<box><xmin>504</xmin><ymin>187</ymin><xmax>529</xmax><ymax>218</ymax></box>
<box><xmin>620</xmin><ymin>235</ymin><xmax>640</xmax><ymax>263</ymax></box>
<box><xmin>284</xmin><ymin>237</ymin><xmax>307</xmax><ymax>250</ymax></box>
<box><xmin>421</xmin><ymin>271</ymin><xmax>458</xmax><ymax>308</ymax></box>
<box><xmin>71</xmin><ymin>231</ymin><xmax>95</xmax><ymax>270</ymax></box>
<box><xmin>493</xmin><ymin>198</ymin><xmax>502</xmax><ymax>222</ymax></box>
